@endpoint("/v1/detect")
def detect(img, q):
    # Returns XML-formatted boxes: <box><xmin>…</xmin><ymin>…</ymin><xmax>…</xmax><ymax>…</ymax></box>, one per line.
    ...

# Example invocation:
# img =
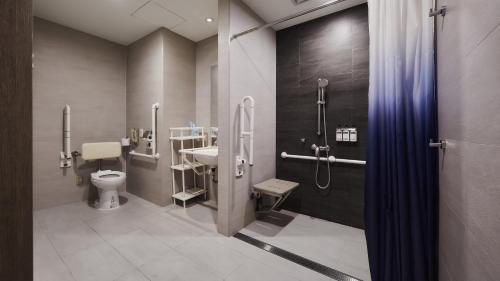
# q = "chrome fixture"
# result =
<box><xmin>317</xmin><ymin>78</ymin><xmax>328</xmax><ymax>135</ymax></box>
<box><xmin>312</xmin><ymin>78</ymin><xmax>331</xmax><ymax>190</ymax></box>
<box><xmin>429</xmin><ymin>139</ymin><xmax>447</xmax><ymax>149</ymax></box>
<box><xmin>429</xmin><ymin>5</ymin><xmax>447</xmax><ymax>17</ymax></box>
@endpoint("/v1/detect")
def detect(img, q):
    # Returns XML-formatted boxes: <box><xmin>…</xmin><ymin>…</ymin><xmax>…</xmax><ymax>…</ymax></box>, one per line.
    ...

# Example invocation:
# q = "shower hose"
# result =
<box><xmin>315</xmin><ymin>100</ymin><xmax>331</xmax><ymax>190</ymax></box>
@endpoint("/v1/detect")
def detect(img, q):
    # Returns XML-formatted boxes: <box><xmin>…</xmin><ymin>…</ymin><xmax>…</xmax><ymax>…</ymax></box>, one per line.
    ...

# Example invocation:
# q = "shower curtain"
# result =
<box><xmin>365</xmin><ymin>1</ymin><xmax>438</xmax><ymax>281</ymax></box>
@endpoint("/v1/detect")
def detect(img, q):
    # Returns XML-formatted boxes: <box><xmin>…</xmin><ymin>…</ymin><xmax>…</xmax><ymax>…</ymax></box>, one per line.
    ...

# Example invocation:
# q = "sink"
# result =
<box><xmin>193</xmin><ymin>147</ymin><xmax>218</xmax><ymax>167</ymax></box>
<box><xmin>180</xmin><ymin>147</ymin><xmax>218</xmax><ymax>167</ymax></box>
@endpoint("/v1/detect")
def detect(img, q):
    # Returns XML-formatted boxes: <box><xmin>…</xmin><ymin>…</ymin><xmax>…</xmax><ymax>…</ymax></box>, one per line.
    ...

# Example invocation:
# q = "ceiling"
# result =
<box><xmin>242</xmin><ymin>0</ymin><xmax>367</xmax><ymax>30</ymax></box>
<box><xmin>34</xmin><ymin>0</ymin><xmax>219</xmax><ymax>45</ymax></box>
<box><xmin>34</xmin><ymin>0</ymin><xmax>366</xmax><ymax>45</ymax></box>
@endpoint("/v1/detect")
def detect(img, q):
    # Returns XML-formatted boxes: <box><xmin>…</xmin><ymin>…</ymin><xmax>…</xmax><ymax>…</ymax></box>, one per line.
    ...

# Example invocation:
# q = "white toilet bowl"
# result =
<box><xmin>91</xmin><ymin>170</ymin><xmax>126</xmax><ymax>210</ymax></box>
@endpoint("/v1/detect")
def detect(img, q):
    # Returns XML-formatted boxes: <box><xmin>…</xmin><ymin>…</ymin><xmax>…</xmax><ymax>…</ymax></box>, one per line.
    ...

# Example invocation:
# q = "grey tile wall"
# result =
<box><xmin>33</xmin><ymin>18</ymin><xmax>127</xmax><ymax>210</ymax></box>
<box><xmin>437</xmin><ymin>0</ymin><xmax>500</xmax><ymax>279</ymax></box>
<box><xmin>126</xmin><ymin>28</ymin><xmax>196</xmax><ymax>206</ymax></box>
<box><xmin>126</xmin><ymin>29</ymin><xmax>166</xmax><ymax>206</ymax></box>
<box><xmin>276</xmin><ymin>4</ymin><xmax>368</xmax><ymax>229</ymax></box>
<box><xmin>217</xmin><ymin>0</ymin><xmax>277</xmax><ymax>235</ymax></box>
<box><xmin>196</xmin><ymin>35</ymin><xmax>218</xmax><ymax>128</ymax></box>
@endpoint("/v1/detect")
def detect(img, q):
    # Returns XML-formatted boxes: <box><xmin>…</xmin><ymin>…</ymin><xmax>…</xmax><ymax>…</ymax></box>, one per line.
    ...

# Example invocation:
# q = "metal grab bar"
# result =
<box><xmin>280</xmin><ymin>152</ymin><xmax>366</xmax><ymax>165</ymax></box>
<box><xmin>429</xmin><ymin>139</ymin><xmax>447</xmax><ymax>149</ymax></box>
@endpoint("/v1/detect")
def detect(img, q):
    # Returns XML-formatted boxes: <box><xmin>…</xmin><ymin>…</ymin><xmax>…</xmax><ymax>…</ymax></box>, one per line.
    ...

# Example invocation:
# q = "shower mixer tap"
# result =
<box><xmin>311</xmin><ymin>144</ymin><xmax>330</xmax><ymax>156</ymax></box>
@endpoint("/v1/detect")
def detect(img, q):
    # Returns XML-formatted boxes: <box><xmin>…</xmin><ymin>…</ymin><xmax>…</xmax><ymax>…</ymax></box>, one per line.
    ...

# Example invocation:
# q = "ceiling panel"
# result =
<box><xmin>34</xmin><ymin>0</ymin><xmax>218</xmax><ymax>45</ymax></box>
<box><xmin>132</xmin><ymin>1</ymin><xmax>186</xmax><ymax>29</ymax></box>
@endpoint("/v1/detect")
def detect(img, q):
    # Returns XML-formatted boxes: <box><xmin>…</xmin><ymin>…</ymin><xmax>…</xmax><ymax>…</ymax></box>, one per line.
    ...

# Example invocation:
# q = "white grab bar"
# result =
<box><xmin>280</xmin><ymin>152</ymin><xmax>366</xmax><ymax>165</ymax></box>
<box><xmin>236</xmin><ymin>96</ymin><xmax>255</xmax><ymax>177</ymax></box>
<box><xmin>60</xmin><ymin>105</ymin><xmax>73</xmax><ymax>168</ymax></box>
<box><xmin>240</xmin><ymin>96</ymin><xmax>254</xmax><ymax>165</ymax></box>
<box><xmin>130</xmin><ymin>103</ymin><xmax>160</xmax><ymax>160</ymax></box>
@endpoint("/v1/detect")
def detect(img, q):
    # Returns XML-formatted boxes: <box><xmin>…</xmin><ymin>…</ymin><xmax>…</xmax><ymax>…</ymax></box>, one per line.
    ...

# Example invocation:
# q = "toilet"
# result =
<box><xmin>82</xmin><ymin>142</ymin><xmax>125</xmax><ymax>210</ymax></box>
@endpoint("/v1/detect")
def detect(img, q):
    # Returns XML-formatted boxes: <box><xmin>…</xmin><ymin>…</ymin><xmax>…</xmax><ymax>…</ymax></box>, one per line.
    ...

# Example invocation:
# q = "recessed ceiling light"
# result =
<box><xmin>206</xmin><ymin>17</ymin><xmax>214</xmax><ymax>23</ymax></box>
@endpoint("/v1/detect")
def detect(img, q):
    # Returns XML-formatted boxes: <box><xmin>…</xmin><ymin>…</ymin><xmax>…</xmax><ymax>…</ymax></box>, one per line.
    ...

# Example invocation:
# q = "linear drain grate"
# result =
<box><xmin>233</xmin><ymin>232</ymin><xmax>363</xmax><ymax>281</ymax></box>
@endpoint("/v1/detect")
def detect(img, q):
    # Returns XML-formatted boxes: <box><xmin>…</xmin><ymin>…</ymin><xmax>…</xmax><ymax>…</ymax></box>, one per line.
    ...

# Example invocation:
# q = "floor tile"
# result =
<box><xmin>62</xmin><ymin>242</ymin><xmax>134</xmax><ymax>281</ymax></box>
<box><xmin>114</xmin><ymin>270</ymin><xmax>150</xmax><ymax>281</ymax></box>
<box><xmin>240</xmin><ymin>211</ymin><xmax>370</xmax><ymax>281</ymax></box>
<box><xmin>34</xmin><ymin>192</ymin><xmax>370</xmax><ymax>281</ymax></box>
<box><xmin>225</xmin><ymin>237</ymin><xmax>333</xmax><ymax>281</ymax></box>
<box><xmin>109</xmin><ymin>229</ymin><xmax>171</xmax><ymax>267</ymax></box>
<box><xmin>35</xmin><ymin>204</ymin><xmax>85</xmax><ymax>231</ymax></box>
<box><xmin>161</xmin><ymin>204</ymin><xmax>218</xmax><ymax>233</ymax></box>
<box><xmin>139</xmin><ymin>213</ymin><xmax>204</xmax><ymax>248</ymax></box>
<box><xmin>47</xmin><ymin>223</ymin><xmax>104</xmax><ymax>256</ymax></box>
<box><xmin>174</xmin><ymin>234</ymin><xmax>250</xmax><ymax>278</ymax></box>
<box><xmin>225</xmin><ymin>259</ymin><xmax>301</xmax><ymax>281</ymax></box>
<box><xmin>86</xmin><ymin>209</ymin><xmax>145</xmax><ymax>241</ymax></box>
<box><xmin>140</xmin><ymin>250</ymin><xmax>221</xmax><ymax>281</ymax></box>
<box><xmin>34</xmin><ymin>232</ymin><xmax>75</xmax><ymax>281</ymax></box>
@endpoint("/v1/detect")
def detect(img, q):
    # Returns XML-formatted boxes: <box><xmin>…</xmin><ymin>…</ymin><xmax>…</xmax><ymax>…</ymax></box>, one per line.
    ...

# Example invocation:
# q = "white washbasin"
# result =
<box><xmin>180</xmin><ymin>147</ymin><xmax>218</xmax><ymax>167</ymax></box>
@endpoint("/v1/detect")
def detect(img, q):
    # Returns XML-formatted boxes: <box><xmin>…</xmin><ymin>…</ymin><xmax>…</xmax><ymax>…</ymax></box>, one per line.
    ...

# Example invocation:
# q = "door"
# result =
<box><xmin>0</xmin><ymin>0</ymin><xmax>33</xmax><ymax>279</ymax></box>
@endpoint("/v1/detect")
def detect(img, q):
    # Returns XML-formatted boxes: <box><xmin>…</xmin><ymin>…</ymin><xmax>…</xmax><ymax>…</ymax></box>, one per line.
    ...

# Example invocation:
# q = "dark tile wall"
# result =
<box><xmin>276</xmin><ymin>4</ymin><xmax>368</xmax><ymax>229</ymax></box>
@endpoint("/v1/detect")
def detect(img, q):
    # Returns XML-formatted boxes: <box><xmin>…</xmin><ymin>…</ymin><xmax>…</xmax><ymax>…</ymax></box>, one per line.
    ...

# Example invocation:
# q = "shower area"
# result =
<box><xmin>276</xmin><ymin>4</ymin><xmax>368</xmax><ymax>229</ymax></box>
<box><xmin>221</xmin><ymin>1</ymin><xmax>371</xmax><ymax>280</ymax></box>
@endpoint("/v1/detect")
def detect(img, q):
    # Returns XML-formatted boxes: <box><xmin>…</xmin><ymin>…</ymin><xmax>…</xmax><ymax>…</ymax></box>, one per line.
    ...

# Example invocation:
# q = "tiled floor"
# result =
<box><xmin>34</xmin><ymin>193</ymin><xmax>339</xmax><ymax>281</ymax></box>
<box><xmin>240</xmin><ymin>210</ymin><xmax>371</xmax><ymax>281</ymax></box>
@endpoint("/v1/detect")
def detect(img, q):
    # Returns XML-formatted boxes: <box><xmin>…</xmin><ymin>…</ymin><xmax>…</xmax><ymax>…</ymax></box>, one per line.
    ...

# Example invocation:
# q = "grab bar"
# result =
<box><xmin>60</xmin><ymin>105</ymin><xmax>73</xmax><ymax>168</ymax></box>
<box><xmin>280</xmin><ymin>152</ymin><xmax>366</xmax><ymax>165</ymax></box>
<box><xmin>236</xmin><ymin>96</ymin><xmax>255</xmax><ymax>177</ymax></box>
<box><xmin>130</xmin><ymin>102</ymin><xmax>160</xmax><ymax>160</ymax></box>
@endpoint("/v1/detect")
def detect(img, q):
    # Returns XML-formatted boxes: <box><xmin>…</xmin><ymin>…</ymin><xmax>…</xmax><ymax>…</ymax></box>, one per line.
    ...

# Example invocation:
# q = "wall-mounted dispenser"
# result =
<box><xmin>336</xmin><ymin>126</ymin><xmax>358</xmax><ymax>143</ymax></box>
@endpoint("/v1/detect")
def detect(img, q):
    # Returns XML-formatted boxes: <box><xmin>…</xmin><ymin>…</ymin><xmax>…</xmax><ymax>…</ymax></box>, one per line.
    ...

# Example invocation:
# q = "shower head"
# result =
<box><xmin>318</xmin><ymin>78</ymin><xmax>329</xmax><ymax>88</ymax></box>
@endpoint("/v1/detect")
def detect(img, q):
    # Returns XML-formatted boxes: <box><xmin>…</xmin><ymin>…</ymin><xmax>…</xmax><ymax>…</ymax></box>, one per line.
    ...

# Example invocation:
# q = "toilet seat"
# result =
<box><xmin>91</xmin><ymin>170</ymin><xmax>126</xmax><ymax>184</ymax></box>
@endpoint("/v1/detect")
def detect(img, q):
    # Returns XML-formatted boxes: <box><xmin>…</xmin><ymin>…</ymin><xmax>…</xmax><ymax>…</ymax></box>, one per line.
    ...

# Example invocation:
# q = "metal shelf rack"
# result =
<box><xmin>169</xmin><ymin>127</ymin><xmax>208</xmax><ymax>208</ymax></box>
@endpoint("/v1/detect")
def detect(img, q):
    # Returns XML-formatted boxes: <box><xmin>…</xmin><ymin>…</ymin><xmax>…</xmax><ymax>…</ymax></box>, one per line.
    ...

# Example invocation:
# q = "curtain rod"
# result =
<box><xmin>230</xmin><ymin>0</ymin><xmax>350</xmax><ymax>40</ymax></box>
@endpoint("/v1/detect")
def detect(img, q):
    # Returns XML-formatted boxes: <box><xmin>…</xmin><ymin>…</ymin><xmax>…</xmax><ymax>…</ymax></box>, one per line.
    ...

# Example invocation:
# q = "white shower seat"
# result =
<box><xmin>253</xmin><ymin>178</ymin><xmax>299</xmax><ymax>213</ymax></box>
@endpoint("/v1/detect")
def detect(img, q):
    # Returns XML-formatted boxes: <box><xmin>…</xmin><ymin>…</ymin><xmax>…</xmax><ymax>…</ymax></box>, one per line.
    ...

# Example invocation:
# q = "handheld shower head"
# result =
<box><xmin>318</xmin><ymin>78</ymin><xmax>329</xmax><ymax>88</ymax></box>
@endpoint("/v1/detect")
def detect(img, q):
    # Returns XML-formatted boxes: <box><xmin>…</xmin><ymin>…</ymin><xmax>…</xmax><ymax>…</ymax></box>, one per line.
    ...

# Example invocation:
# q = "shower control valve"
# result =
<box><xmin>311</xmin><ymin>144</ymin><xmax>330</xmax><ymax>156</ymax></box>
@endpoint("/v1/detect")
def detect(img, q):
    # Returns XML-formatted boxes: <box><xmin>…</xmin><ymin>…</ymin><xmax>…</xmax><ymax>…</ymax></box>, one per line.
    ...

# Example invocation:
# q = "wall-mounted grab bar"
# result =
<box><xmin>236</xmin><ymin>96</ymin><xmax>255</xmax><ymax>177</ymax></box>
<box><xmin>130</xmin><ymin>103</ymin><xmax>160</xmax><ymax>160</ymax></box>
<box><xmin>60</xmin><ymin>105</ymin><xmax>72</xmax><ymax>168</ymax></box>
<box><xmin>281</xmin><ymin>152</ymin><xmax>366</xmax><ymax>165</ymax></box>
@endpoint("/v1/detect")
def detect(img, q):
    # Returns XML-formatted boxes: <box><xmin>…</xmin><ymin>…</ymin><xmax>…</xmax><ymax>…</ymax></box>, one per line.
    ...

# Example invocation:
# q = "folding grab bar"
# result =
<box><xmin>236</xmin><ymin>96</ymin><xmax>255</xmax><ymax>177</ymax></box>
<box><xmin>130</xmin><ymin>103</ymin><xmax>160</xmax><ymax>159</ymax></box>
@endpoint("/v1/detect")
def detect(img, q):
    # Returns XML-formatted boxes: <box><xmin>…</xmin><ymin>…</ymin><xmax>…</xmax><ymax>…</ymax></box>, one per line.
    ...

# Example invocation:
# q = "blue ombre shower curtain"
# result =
<box><xmin>365</xmin><ymin>0</ymin><xmax>438</xmax><ymax>281</ymax></box>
